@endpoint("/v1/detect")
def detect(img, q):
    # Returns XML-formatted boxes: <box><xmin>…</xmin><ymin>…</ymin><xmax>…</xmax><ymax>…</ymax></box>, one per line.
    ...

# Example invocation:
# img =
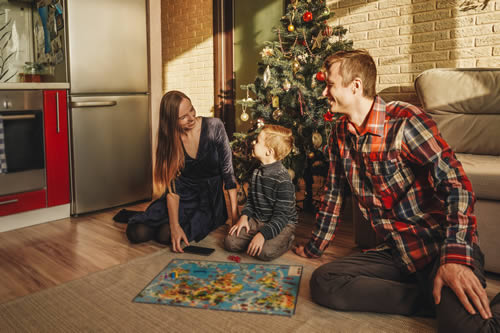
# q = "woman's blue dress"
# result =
<box><xmin>128</xmin><ymin>117</ymin><xmax>237</xmax><ymax>242</ymax></box>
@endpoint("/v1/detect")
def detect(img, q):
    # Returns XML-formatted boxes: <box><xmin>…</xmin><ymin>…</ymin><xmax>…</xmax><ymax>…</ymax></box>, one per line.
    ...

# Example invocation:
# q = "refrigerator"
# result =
<box><xmin>66</xmin><ymin>0</ymin><xmax>152</xmax><ymax>215</ymax></box>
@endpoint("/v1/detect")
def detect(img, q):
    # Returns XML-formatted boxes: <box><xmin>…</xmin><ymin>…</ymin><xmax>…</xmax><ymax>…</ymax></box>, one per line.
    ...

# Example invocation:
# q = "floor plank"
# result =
<box><xmin>0</xmin><ymin>192</ymin><xmax>499</xmax><ymax>307</ymax></box>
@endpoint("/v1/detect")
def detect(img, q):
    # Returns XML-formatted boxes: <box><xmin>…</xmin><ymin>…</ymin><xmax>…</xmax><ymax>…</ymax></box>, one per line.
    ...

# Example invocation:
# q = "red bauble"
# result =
<box><xmin>303</xmin><ymin>11</ymin><xmax>313</xmax><ymax>22</ymax></box>
<box><xmin>323</xmin><ymin>111</ymin><xmax>334</xmax><ymax>122</ymax></box>
<box><xmin>323</xmin><ymin>25</ymin><xmax>333</xmax><ymax>36</ymax></box>
<box><xmin>316</xmin><ymin>71</ymin><xmax>325</xmax><ymax>81</ymax></box>
<box><xmin>301</xmin><ymin>40</ymin><xmax>307</xmax><ymax>46</ymax></box>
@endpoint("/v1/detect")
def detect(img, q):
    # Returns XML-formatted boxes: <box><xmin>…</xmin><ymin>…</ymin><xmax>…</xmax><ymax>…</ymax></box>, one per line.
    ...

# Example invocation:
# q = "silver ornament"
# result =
<box><xmin>240</xmin><ymin>111</ymin><xmax>249</xmax><ymax>122</ymax></box>
<box><xmin>283</xmin><ymin>79</ymin><xmax>291</xmax><ymax>91</ymax></box>
<box><xmin>263</xmin><ymin>65</ymin><xmax>271</xmax><ymax>88</ymax></box>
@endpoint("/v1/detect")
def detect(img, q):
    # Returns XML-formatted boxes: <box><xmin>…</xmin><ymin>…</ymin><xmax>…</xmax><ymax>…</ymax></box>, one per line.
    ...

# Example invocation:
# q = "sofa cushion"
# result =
<box><xmin>456</xmin><ymin>153</ymin><xmax>500</xmax><ymax>201</ymax></box>
<box><xmin>415</xmin><ymin>68</ymin><xmax>500</xmax><ymax>156</ymax></box>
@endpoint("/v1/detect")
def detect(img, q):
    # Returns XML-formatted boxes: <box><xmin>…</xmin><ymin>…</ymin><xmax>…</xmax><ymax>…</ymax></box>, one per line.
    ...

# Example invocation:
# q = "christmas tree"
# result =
<box><xmin>231</xmin><ymin>0</ymin><xmax>352</xmax><ymax>188</ymax></box>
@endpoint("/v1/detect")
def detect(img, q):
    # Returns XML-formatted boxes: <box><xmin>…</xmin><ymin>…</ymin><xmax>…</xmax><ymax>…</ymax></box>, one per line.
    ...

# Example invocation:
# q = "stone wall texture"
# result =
<box><xmin>327</xmin><ymin>0</ymin><xmax>499</xmax><ymax>104</ymax></box>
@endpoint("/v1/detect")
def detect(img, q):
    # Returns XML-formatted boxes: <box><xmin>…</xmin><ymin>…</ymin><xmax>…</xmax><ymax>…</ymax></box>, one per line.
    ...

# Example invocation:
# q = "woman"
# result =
<box><xmin>126</xmin><ymin>91</ymin><xmax>238</xmax><ymax>252</ymax></box>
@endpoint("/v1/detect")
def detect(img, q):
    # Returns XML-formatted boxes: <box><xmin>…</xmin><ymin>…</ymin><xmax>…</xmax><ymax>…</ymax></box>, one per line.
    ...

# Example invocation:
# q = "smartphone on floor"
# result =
<box><xmin>182</xmin><ymin>245</ymin><xmax>215</xmax><ymax>256</ymax></box>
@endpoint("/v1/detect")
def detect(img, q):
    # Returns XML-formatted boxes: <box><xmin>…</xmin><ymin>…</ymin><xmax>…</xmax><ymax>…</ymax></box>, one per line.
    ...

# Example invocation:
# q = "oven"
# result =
<box><xmin>0</xmin><ymin>90</ymin><xmax>46</xmax><ymax>197</ymax></box>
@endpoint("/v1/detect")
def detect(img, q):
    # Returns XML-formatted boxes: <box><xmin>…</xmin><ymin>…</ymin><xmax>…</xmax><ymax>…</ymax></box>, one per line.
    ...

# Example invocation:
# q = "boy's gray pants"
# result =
<box><xmin>224</xmin><ymin>217</ymin><xmax>295</xmax><ymax>261</ymax></box>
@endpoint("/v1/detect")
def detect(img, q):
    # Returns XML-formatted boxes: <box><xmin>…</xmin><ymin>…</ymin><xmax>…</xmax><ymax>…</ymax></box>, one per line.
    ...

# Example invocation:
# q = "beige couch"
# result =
<box><xmin>414</xmin><ymin>68</ymin><xmax>500</xmax><ymax>274</ymax></box>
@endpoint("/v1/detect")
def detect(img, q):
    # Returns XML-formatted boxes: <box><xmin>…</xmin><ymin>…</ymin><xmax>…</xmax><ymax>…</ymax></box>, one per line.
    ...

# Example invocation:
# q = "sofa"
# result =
<box><xmin>414</xmin><ymin>68</ymin><xmax>500</xmax><ymax>274</ymax></box>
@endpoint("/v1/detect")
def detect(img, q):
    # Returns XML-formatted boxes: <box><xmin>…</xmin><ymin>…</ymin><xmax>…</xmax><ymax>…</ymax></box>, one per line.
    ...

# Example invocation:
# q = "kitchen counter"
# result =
<box><xmin>0</xmin><ymin>83</ymin><xmax>70</xmax><ymax>90</ymax></box>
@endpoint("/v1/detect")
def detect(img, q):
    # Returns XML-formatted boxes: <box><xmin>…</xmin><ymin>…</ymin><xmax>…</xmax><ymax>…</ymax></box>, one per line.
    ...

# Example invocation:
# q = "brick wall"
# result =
<box><xmin>327</xmin><ymin>0</ymin><xmax>500</xmax><ymax>104</ymax></box>
<box><xmin>161</xmin><ymin>0</ymin><xmax>214</xmax><ymax>116</ymax></box>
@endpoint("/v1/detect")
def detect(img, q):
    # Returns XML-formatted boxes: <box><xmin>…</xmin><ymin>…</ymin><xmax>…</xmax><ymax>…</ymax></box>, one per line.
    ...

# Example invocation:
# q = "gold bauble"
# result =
<box><xmin>272</xmin><ymin>108</ymin><xmax>283</xmax><ymax>120</ymax></box>
<box><xmin>240</xmin><ymin>112</ymin><xmax>249</xmax><ymax>122</ymax></box>
<box><xmin>312</xmin><ymin>131</ymin><xmax>323</xmax><ymax>148</ymax></box>
<box><xmin>308</xmin><ymin>152</ymin><xmax>315</xmax><ymax>159</ymax></box>
<box><xmin>288</xmin><ymin>24</ymin><xmax>295</xmax><ymax>32</ymax></box>
<box><xmin>292</xmin><ymin>59</ymin><xmax>300</xmax><ymax>73</ymax></box>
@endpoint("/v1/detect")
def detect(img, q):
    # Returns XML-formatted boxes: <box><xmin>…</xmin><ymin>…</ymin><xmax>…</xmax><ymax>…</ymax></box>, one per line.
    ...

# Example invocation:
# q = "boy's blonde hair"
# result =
<box><xmin>261</xmin><ymin>125</ymin><xmax>294</xmax><ymax>161</ymax></box>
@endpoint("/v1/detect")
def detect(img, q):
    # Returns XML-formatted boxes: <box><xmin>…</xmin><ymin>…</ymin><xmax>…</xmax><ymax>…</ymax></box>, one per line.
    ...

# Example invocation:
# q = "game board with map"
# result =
<box><xmin>133</xmin><ymin>259</ymin><xmax>303</xmax><ymax>316</ymax></box>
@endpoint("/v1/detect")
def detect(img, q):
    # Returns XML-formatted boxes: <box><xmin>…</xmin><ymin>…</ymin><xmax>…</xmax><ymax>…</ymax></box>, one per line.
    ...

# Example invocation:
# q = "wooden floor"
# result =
<box><xmin>1</xmin><ymin>185</ymin><xmax>499</xmax><ymax>306</ymax></box>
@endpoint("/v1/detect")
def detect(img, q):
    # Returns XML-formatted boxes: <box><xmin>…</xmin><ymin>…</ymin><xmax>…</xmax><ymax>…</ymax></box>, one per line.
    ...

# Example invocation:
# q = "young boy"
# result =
<box><xmin>224</xmin><ymin>124</ymin><xmax>297</xmax><ymax>261</ymax></box>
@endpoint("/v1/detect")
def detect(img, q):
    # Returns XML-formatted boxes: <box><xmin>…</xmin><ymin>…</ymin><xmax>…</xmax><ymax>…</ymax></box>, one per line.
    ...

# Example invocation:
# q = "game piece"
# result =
<box><xmin>227</xmin><ymin>255</ymin><xmax>241</xmax><ymax>263</ymax></box>
<box><xmin>170</xmin><ymin>272</ymin><xmax>177</xmax><ymax>279</ymax></box>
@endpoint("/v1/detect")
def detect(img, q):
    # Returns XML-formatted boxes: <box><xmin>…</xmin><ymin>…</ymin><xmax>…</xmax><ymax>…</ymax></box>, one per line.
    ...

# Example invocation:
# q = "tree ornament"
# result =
<box><xmin>272</xmin><ymin>95</ymin><xmax>280</xmax><ymax>108</ymax></box>
<box><xmin>302</xmin><ymin>11</ymin><xmax>313</xmax><ymax>22</ymax></box>
<box><xmin>240</xmin><ymin>86</ymin><xmax>251</xmax><ymax>122</ymax></box>
<box><xmin>323</xmin><ymin>25</ymin><xmax>333</xmax><ymax>36</ymax></box>
<box><xmin>283</xmin><ymin>79</ymin><xmax>291</xmax><ymax>91</ymax></box>
<box><xmin>240</xmin><ymin>111</ymin><xmax>249</xmax><ymax>122</ymax></box>
<box><xmin>312</xmin><ymin>31</ymin><xmax>325</xmax><ymax>50</ymax></box>
<box><xmin>287</xmin><ymin>24</ymin><xmax>295</xmax><ymax>32</ymax></box>
<box><xmin>260</xmin><ymin>46</ymin><xmax>274</xmax><ymax>58</ymax></box>
<box><xmin>257</xmin><ymin>118</ymin><xmax>265</xmax><ymax>128</ymax></box>
<box><xmin>287</xmin><ymin>168</ymin><xmax>295</xmax><ymax>180</ymax></box>
<box><xmin>308</xmin><ymin>151</ymin><xmax>315</xmax><ymax>159</ymax></box>
<box><xmin>316</xmin><ymin>71</ymin><xmax>325</xmax><ymax>81</ymax></box>
<box><xmin>312</xmin><ymin>131</ymin><xmax>323</xmax><ymax>148</ymax></box>
<box><xmin>311</xmin><ymin>74</ymin><xmax>317</xmax><ymax>88</ymax></box>
<box><xmin>323</xmin><ymin>7</ymin><xmax>330</xmax><ymax>16</ymax></box>
<box><xmin>263</xmin><ymin>65</ymin><xmax>271</xmax><ymax>87</ymax></box>
<box><xmin>324</xmin><ymin>111</ymin><xmax>334</xmax><ymax>122</ymax></box>
<box><xmin>292</xmin><ymin>59</ymin><xmax>301</xmax><ymax>73</ymax></box>
<box><xmin>272</xmin><ymin>108</ymin><xmax>283</xmax><ymax>120</ymax></box>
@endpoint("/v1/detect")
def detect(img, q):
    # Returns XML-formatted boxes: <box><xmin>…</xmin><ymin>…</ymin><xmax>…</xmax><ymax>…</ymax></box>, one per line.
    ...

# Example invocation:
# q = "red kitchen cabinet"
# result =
<box><xmin>43</xmin><ymin>90</ymin><xmax>70</xmax><ymax>207</ymax></box>
<box><xmin>0</xmin><ymin>190</ymin><xmax>47</xmax><ymax>217</ymax></box>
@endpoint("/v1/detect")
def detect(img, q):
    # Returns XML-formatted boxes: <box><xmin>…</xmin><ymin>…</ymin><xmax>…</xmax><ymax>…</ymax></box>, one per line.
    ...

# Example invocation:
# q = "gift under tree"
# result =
<box><xmin>231</xmin><ymin>0</ymin><xmax>352</xmax><ymax>211</ymax></box>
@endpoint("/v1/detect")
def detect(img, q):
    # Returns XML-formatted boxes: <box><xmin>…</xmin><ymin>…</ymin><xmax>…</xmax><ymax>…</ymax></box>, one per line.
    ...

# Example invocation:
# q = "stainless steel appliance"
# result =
<box><xmin>0</xmin><ymin>91</ymin><xmax>46</xmax><ymax>197</ymax></box>
<box><xmin>66</xmin><ymin>0</ymin><xmax>151</xmax><ymax>214</ymax></box>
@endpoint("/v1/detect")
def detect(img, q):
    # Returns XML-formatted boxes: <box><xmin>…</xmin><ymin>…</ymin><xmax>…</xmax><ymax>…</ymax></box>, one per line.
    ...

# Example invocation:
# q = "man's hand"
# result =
<box><xmin>170</xmin><ymin>224</ymin><xmax>189</xmax><ymax>253</ymax></box>
<box><xmin>293</xmin><ymin>244</ymin><xmax>308</xmax><ymax>258</ymax></box>
<box><xmin>433</xmin><ymin>263</ymin><xmax>492</xmax><ymax>319</ymax></box>
<box><xmin>229</xmin><ymin>216</ymin><xmax>250</xmax><ymax>237</ymax></box>
<box><xmin>247</xmin><ymin>233</ymin><xmax>265</xmax><ymax>257</ymax></box>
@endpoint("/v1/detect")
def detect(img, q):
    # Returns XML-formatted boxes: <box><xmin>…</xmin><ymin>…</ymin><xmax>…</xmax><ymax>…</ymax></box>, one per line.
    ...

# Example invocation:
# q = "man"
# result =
<box><xmin>294</xmin><ymin>49</ymin><xmax>500</xmax><ymax>332</ymax></box>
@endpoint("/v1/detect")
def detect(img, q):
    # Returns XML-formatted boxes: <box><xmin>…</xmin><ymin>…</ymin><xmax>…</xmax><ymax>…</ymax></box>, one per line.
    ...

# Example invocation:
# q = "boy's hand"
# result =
<box><xmin>229</xmin><ymin>215</ymin><xmax>249</xmax><ymax>236</ymax></box>
<box><xmin>248</xmin><ymin>233</ymin><xmax>265</xmax><ymax>257</ymax></box>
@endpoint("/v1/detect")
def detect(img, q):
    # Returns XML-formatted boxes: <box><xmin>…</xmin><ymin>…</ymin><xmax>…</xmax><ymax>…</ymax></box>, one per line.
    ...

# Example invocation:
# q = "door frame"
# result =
<box><xmin>213</xmin><ymin>0</ymin><xmax>235</xmax><ymax>137</ymax></box>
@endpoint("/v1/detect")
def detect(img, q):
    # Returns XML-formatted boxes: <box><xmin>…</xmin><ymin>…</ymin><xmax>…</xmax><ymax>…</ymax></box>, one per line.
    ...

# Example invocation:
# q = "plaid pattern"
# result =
<box><xmin>0</xmin><ymin>118</ymin><xmax>7</xmax><ymax>173</ymax></box>
<box><xmin>305</xmin><ymin>96</ymin><xmax>478</xmax><ymax>273</ymax></box>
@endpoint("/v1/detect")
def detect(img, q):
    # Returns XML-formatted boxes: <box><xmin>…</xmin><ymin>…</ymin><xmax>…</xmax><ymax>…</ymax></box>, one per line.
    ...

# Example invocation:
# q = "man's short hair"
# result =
<box><xmin>261</xmin><ymin>125</ymin><xmax>294</xmax><ymax>161</ymax></box>
<box><xmin>324</xmin><ymin>49</ymin><xmax>377</xmax><ymax>98</ymax></box>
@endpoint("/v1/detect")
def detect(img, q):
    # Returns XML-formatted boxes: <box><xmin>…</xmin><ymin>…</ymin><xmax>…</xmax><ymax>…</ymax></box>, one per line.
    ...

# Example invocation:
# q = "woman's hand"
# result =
<box><xmin>170</xmin><ymin>224</ymin><xmax>189</xmax><ymax>253</ymax></box>
<box><xmin>229</xmin><ymin>215</ymin><xmax>249</xmax><ymax>237</ymax></box>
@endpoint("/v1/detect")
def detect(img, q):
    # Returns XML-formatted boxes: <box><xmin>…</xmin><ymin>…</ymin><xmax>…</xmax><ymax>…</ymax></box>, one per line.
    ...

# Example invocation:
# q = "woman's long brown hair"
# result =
<box><xmin>154</xmin><ymin>91</ymin><xmax>190</xmax><ymax>193</ymax></box>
